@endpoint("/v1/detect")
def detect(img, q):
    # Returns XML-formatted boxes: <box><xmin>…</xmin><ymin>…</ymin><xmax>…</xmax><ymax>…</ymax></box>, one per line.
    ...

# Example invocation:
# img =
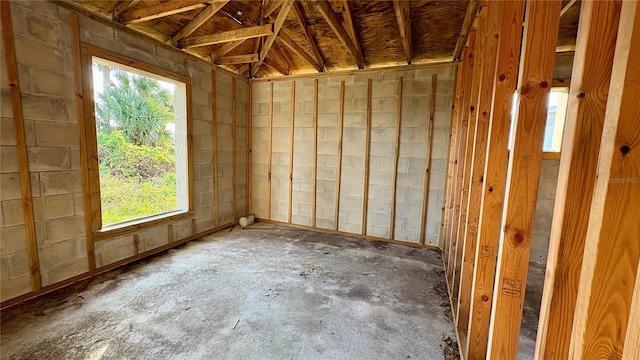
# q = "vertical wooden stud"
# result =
<box><xmin>535</xmin><ymin>0</ymin><xmax>622</xmax><ymax>358</ymax></box>
<box><xmin>419</xmin><ymin>74</ymin><xmax>437</xmax><ymax>245</ymax></box>
<box><xmin>212</xmin><ymin>70</ymin><xmax>219</xmax><ymax>226</ymax></box>
<box><xmin>466</xmin><ymin>2</ymin><xmax>525</xmax><ymax>358</ymax></box>
<box><xmin>622</xmin><ymin>265</ymin><xmax>640</xmax><ymax>360</ymax></box>
<box><xmin>457</xmin><ymin>2</ymin><xmax>501</xmax><ymax>332</ymax></box>
<box><xmin>70</xmin><ymin>13</ymin><xmax>96</xmax><ymax>271</ymax></box>
<box><xmin>334</xmin><ymin>81</ymin><xmax>345</xmax><ymax>231</ymax></box>
<box><xmin>1</xmin><ymin>1</ymin><xmax>42</xmax><ymax>290</ymax></box>
<box><xmin>247</xmin><ymin>82</ymin><xmax>252</xmax><ymax>214</ymax></box>
<box><xmin>191</xmin><ymin>218</ymin><xmax>196</xmax><ymax>236</ymax></box>
<box><xmin>133</xmin><ymin>234</ymin><xmax>140</xmax><ymax>255</ymax></box>
<box><xmin>232</xmin><ymin>77</ymin><xmax>237</xmax><ymax>222</ymax></box>
<box><xmin>267</xmin><ymin>82</ymin><xmax>273</xmax><ymax>220</ymax></box>
<box><xmin>288</xmin><ymin>81</ymin><xmax>296</xmax><ymax>224</ymax></box>
<box><xmin>186</xmin><ymin>81</ymin><xmax>195</xmax><ymax>212</ymax></box>
<box><xmin>487</xmin><ymin>1</ymin><xmax>561</xmax><ymax>358</ymax></box>
<box><xmin>312</xmin><ymin>79</ymin><xmax>318</xmax><ymax>227</ymax></box>
<box><xmin>168</xmin><ymin>224</ymin><xmax>173</xmax><ymax>244</ymax></box>
<box><xmin>362</xmin><ymin>79</ymin><xmax>372</xmax><ymax>235</ymax></box>
<box><xmin>390</xmin><ymin>77</ymin><xmax>403</xmax><ymax>240</ymax></box>
<box><xmin>569</xmin><ymin>1</ymin><xmax>640</xmax><ymax>357</ymax></box>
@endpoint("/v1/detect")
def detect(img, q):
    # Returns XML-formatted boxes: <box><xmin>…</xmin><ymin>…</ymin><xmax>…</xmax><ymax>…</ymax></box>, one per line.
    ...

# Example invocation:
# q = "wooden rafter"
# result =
<box><xmin>272</xmin><ymin>44</ymin><xmax>294</xmax><ymax>73</ymax></box>
<box><xmin>179</xmin><ymin>24</ymin><xmax>273</xmax><ymax>49</ymax></box>
<box><xmin>316</xmin><ymin>0</ymin><xmax>364</xmax><ymax>69</ymax></box>
<box><xmin>292</xmin><ymin>1</ymin><xmax>324</xmax><ymax>71</ymax></box>
<box><xmin>208</xmin><ymin>39</ymin><xmax>247</xmax><ymax>62</ymax></box>
<box><xmin>215</xmin><ymin>53</ymin><xmax>259</xmax><ymax>65</ymax></box>
<box><xmin>393</xmin><ymin>0</ymin><xmax>412</xmax><ymax>64</ymax></box>
<box><xmin>252</xmin><ymin>0</ymin><xmax>294</xmax><ymax>77</ymax></box>
<box><xmin>263</xmin><ymin>57</ymin><xmax>289</xmax><ymax>76</ymax></box>
<box><xmin>278</xmin><ymin>31</ymin><xmax>322</xmax><ymax>72</ymax></box>
<box><xmin>120</xmin><ymin>0</ymin><xmax>218</xmax><ymax>24</ymax></box>
<box><xmin>453</xmin><ymin>0</ymin><xmax>480</xmax><ymax>61</ymax></box>
<box><xmin>111</xmin><ymin>0</ymin><xmax>139</xmax><ymax>20</ymax></box>
<box><xmin>170</xmin><ymin>1</ymin><xmax>230</xmax><ymax>45</ymax></box>
<box><xmin>341</xmin><ymin>0</ymin><xmax>362</xmax><ymax>54</ymax></box>
<box><xmin>264</xmin><ymin>0</ymin><xmax>285</xmax><ymax>18</ymax></box>
<box><xmin>560</xmin><ymin>0</ymin><xmax>578</xmax><ymax>17</ymax></box>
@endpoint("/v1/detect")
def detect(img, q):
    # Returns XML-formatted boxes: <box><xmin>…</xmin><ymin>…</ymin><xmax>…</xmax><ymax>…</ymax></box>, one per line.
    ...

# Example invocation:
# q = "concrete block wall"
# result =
<box><xmin>0</xmin><ymin>1</ymin><xmax>247</xmax><ymax>303</ymax></box>
<box><xmin>530</xmin><ymin>159</ymin><xmax>560</xmax><ymax>265</ymax></box>
<box><xmin>251</xmin><ymin>65</ymin><xmax>456</xmax><ymax>246</ymax></box>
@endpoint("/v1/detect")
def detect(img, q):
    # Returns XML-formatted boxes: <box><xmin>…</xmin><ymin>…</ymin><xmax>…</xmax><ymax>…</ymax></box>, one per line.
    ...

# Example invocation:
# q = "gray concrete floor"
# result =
<box><xmin>1</xmin><ymin>223</ymin><xmax>458</xmax><ymax>359</ymax></box>
<box><xmin>518</xmin><ymin>266</ymin><xmax>546</xmax><ymax>360</ymax></box>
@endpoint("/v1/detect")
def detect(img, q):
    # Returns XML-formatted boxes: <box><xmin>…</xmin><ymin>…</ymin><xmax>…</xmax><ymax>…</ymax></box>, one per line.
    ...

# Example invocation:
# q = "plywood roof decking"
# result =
<box><xmin>69</xmin><ymin>0</ymin><xmax>580</xmax><ymax>78</ymax></box>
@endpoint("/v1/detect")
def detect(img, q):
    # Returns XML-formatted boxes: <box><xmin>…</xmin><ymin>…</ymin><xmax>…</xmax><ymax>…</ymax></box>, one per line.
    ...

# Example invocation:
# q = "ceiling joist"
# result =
<box><xmin>263</xmin><ymin>57</ymin><xmax>289</xmax><ymax>76</ymax></box>
<box><xmin>119</xmin><ymin>0</ymin><xmax>220</xmax><ymax>24</ymax></box>
<box><xmin>111</xmin><ymin>0</ymin><xmax>139</xmax><ymax>21</ymax></box>
<box><xmin>560</xmin><ymin>0</ymin><xmax>578</xmax><ymax>17</ymax></box>
<box><xmin>316</xmin><ymin>0</ymin><xmax>364</xmax><ymax>69</ymax></box>
<box><xmin>264</xmin><ymin>0</ymin><xmax>286</xmax><ymax>18</ymax></box>
<box><xmin>393</xmin><ymin>0</ymin><xmax>412</xmax><ymax>64</ymax></box>
<box><xmin>170</xmin><ymin>1</ymin><xmax>230</xmax><ymax>45</ymax></box>
<box><xmin>179</xmin><ymin>24</ymin><xmax>274</xmax><ymax>49</ymax></box>
<box><xmin>252</xmin><ymin>0</ymin><xmax>294</xmax><ymax>77</ymax></box>
<box><xmin>215</xmin><ymin>53</ymin><xmax>259</xmax><ymax>65</ymax></box>
<box><xmin>341</xmin><ymin>0</ymin><xmax>362</xmax><ymax>55</ymax></box>
<box><xmin>292</xmin><ymin>1</ymin><xmax>324</xmax><ymax>71</ymax></box>
<box><xmin>452</xmin><ymin>0</ymin><xmax>480</xmax><ymax>61</ymax></box>
<box><xmin>208</xmin><ymin>39</ymin><xmax>247</xmax><ymax>62</ymax></box>
<box><xmin>278</xmin><ymin>31</ymin><xmax>322</xmax><ymax>72</ymax></box>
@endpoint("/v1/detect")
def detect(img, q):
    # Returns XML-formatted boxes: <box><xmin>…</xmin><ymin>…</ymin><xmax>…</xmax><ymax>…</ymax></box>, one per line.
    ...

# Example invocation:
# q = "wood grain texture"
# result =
<box><xmin>312</xmin><ymin>79</ymin><xmax>318</xmax><ymax>227</ymax></box>
<box><xmin>457</xmin><ymin>2</ymin><xmax>500</xmax><ymax>333</ymax></box>
<box><xmin>212</xmin><ymin>71</ymin><xmax>219</xmax><ymax>226</ymax></box>
<box><xmin>288</xmin><ymin>81</ymin><xmax>296</xmax><ymax>224</ymax></box>
<box><xmin>232</xmin><ymin>77</ymin><xmax>237</xmax><ymax>222</ymax></box>
<box><xmin>569</xmin><ymin>1</ymin><xmax>640</xmax><ymax>358</ymax></box>
<box><xmin>70</xmin><ymin>12</ymin><xmax>96</xmax><ymax>271</ymax></box>
<box><xmin>466</xmin><ymin>3</ymin><xmax>525</xmax><ymax>358</ymax></box>
<box><xmin>487</xmin><ymin>1</ymin><xmax>561</xmax><ymax>358</ymax></box>
<box><xmin>334</xmin><ymin>81</ymin><xmax>345</xmax><ymax>231</ymax></box>
<box><xmin>170</xmin><ymin>1</ymin><xmax>229</xmax><ymax>45</ymax></box>
<box><xmin>390</xmin><ymin>77</ymin><xmax>403</xmax><ymax>240</ymax></box>
<box><xmin>535</xmin><ymin>1</ymin><xmax>622</xmax><ymax>358</ymax></box>
<box><xmin>267</xmin><ymin>82</ymin><xmax>273</xmax><ymax>220</ymax></box>
<box><xmin>316</xmin><ymin>0</ymin><xmax>364</xmax><ymax>69</ymax></box>
<box><xmin>420</xmin><ymin>75</ymin><xmax>437</xmax><ymax>246</ymax></box>
<box><xmin>362</xmin><ymin>79</ymin><xmax>372</xmax><ymax>235</ymax></box>
<box><xmin>622</xmin><ymin>265</ymin><xmax>640</xmax><ymax>360</ymax></box>
<box><xmin>1</xmin><ymin>0</ymin><xmax>42</xmax><ymax>291</ymax></box>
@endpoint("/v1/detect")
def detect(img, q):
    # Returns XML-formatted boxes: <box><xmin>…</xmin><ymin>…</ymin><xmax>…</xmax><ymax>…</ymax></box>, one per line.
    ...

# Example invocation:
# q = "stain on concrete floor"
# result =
<box><xmin>1</xmin><ymin>224</ymin><xmax>458</xmax><ymax>359</ymax></box>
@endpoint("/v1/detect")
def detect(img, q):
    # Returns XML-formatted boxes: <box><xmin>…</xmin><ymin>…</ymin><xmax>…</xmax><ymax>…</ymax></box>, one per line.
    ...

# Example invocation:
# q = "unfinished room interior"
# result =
<box><xmin>0</xmin><ymin>0</ymin><xmax>638</xmax><ymax>358</ymax></box>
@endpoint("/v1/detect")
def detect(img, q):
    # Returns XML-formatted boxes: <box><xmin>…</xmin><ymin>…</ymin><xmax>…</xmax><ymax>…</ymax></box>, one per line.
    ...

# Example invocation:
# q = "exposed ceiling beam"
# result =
<box><xmin>111</xmin><ymin>0</ymin><xmax>140</xmax><ymax>21</ymax></box>
<box><xmin>316</xmin><ymin>0</ymin><xmax>364</xmax><ymax>69</ymax></box>
<box><xmin>215</xmin><ymin>53</ymin><xmax>259</xmax><ymax>65</ymax></box>
<box><xmin>120</xmin><ymin>0</ymin><xmax>220</xmax><ymax>24</ymax></box>
<box><xmin>452</xmin><ymin>0</ymin><xmax>480</xmax><ymax>61</ymax></box>
<box><xmin>292</xmin><ymin>1</ymin><xmax>324</xmax><ymax>71</ymax></box>
<box><xmin>252</xmin><ymin>0</ymin><xmax>294</xmax><ymax>77</ymax></box>
<box><xmin>278</xmin><ymin>31</ymin><xmax>322</xmax><ymax>72</ymax></box>
<box><xmin>179</xmin><ymin>24</ymin><xmax>273</xmax><ymax>49</ymax></box>
<box><xmin>560</xmin><ymin>0</ymin><xmax>578</xmax><ymax>17</ymax></box>
<box><xmin>238</xmin><ymin>64</ymin><xmax>250</xmax><ymax>75</ymax></box>
<box><xmin>264</xmin><ymin>0</ymin><xmax>285</xmax><ymax>18</ymax></box>
<box><xmin>341</xmin><ymin>0</ymin><xmax>362</xmax><ymax>55</ymax></box>
<box><xmin>263</xmin><ymin>57</ymin><xmax>289</xmax><ymax>76</ymax></box>
<box><xmin>208</xmin><ymin>39</ymin><xmax>247</xmax><ymax>62</ymax></box>
<box><xmin>170</xmin><ymin>1</ymin><xmax>230</xmax><ymax>45</ymax></box>
<box><xmin>274</xmin><ymin>43</ymin><xmax>296</xmax><ymax>72</ymax></box>
<box><xmin>393</xmin><ymin>0</ymin><xmax>412</xmax><ymax>64</ymax></box>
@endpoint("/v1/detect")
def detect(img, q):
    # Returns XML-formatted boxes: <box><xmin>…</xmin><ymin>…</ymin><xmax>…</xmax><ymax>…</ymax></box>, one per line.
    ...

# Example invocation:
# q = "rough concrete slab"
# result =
<box><xmin>1</xmin><ymin>224</ymin><xmax>458</xmax><ymax>359</ymax></box>
<box><xmin>518</xmin><ymin>266</ymin><xmax>546</xmax><ymax>360</ymax></box>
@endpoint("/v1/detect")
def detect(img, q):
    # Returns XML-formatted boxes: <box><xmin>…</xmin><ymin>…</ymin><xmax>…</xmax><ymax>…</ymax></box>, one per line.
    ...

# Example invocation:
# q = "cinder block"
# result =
<box><xmin>33</xmin><ymin>194</ymin><xmax>74</xmax><ymax>221</ymax></box>
<box><xmin>35</xmin><ymin>122</ymin><xmax>78</xmax><ymax>147</ymax></box>
<box><xmin>0</xmin><ymin>274</ymin><xmax>31</xmax><ymax>303</ymax></box>
<box><xmin>30</xmin><ymin>68</ymin><xmax>74</xmax><ymax>98</ymax></box>
<box><xmin>44</xmin><ymin>215</ymin><xmax>84</xmax><ymax>243</ymax></box>
<box><xmin>40</xmin><ymin>257</ymin><xmax>89</xmax><ymax>287</ymax></box>
<box><xmin>1</xmin><ymin>146</ymin><xmax>18</xmax><ymax>173</ymax></box>
<box><xmin>27</xmin><ymin>146</ymin><xmax>71</xmax><ymax>171</ymax></box>
<box><xmin>0</xmin><ymin>173</ymin><xmax>21</xmax><ymax>201</ymax></box>
<box><xmin>38</xmin><ymin>238</ymin><xmax>77</xmax><ymax>268</ymax></box>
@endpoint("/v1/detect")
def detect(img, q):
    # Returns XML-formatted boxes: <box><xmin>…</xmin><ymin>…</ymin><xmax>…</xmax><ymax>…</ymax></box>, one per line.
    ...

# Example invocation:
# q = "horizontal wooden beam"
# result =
<box><xmin>316</xmin><ymin>0</ymin><xmax>364</xmax><ymax>69</ymax></box>
<box><xmin>253</xmin><ymin>0</ymin><xmax>294</xmax><ymax>76</ymax></box>
<box><xmin>278</xmin><ymin>31</ymin><xmax>322</xmax><ymax>72</ymax></box>
<box><xmin>215</xmin><ymin>53</ymin><xmax>259</xmax><ymax>65</ymax></box>
<box><xmin>111</xmin><ymin>0</ymin><xmax>139</xmax><ymax>20</ymax></box>
<box><xmin>120</xmin><ymin>0</ymin><xmax>218</xmax><ymax>24</ymax></box>
<box><xmin>170</xmin><ymin>1</ymin><xmax>229</xmax><ymax>45</ymax></box>
<box><xmin>453</xmin><ymin>0</ymin><xmax>480</xmax><ymax>61</ymax></box>
<box><xmin>179</xmin><ymin>24</ymin><xmax>273</xmax><ymax>49</ymax></box>
<box><xmin>208</xmin><ymin>39</ymin><xmax>246</xmax><ymax>62</ymax></box>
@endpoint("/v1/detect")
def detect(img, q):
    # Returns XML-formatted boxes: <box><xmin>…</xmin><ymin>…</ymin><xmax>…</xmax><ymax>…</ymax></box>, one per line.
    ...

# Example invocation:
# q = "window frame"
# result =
<box><xmin>79</xmin><ymin>43</ymin><xmax>194</xmax><ymax>239</ymax></box>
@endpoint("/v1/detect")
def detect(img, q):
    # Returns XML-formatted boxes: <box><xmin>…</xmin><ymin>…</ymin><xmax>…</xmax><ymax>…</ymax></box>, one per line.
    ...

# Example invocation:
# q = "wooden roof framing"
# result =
<box><xmin>71</xmin><ymin>0</ymin><xmax>581</xmax><ymax>79</ymax></box>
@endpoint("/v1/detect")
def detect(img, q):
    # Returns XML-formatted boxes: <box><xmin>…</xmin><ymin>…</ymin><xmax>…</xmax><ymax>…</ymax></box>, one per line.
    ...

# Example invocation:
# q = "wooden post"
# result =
<box><xmin>191</xmin><ymin>218</ymin><xmax>196</xmax><ymax>236</ymax></box>
<box><xmin>288</xmin><ymin>81</ymin><xmax>296</xmax><ymax>224</ymax></box>
<box><xmin>334</xmin><ymin>81</ymin><xmax>345</xmax><ymax>231</ymax></box>
<box><xmin>231</xmin><ymin>77</ymin><xmax>237</xmax><ymax>222</ymax></box>
<box><xmin>362</xmin><ymin>79</ymin><xmax>372</xmax><ymax>235</ymax></box>
<box><xmin>133</xmin><ymin>234</ymin><xmax>140</xmax><ymax>255</ymax></box>
<box><xmin>535</xmin><ymin>1</ymin><xmax>622</xmax><ymax>358</ymax></box>
<box><xmin>1</xmin><ymin>1</ymin><xmax>42</xmax><ymax>291</ymax></box>
<box><xmin>453</xmin><ymin>28</ymin><xmax>482</xmax><ymax>304</ymax></box>
<box><xmin>419</xmin><ymin>75</ymin><xmax>437</xmax><ymax>245</ymax></box>
<box><xmin>447</xmin><ymin>32</ymin><xmax>476</xmax><ymax>287</ymax></box>
<box><xmin>212</xmin><ymin>71</ymin><xmax>219</xmax><ymax>226</ymax></box>
<box><xmin>168</xmin><ymin>224</ymin><xmax>173</xmax><ymax>244</ymax></box>
<box><xmin>267</xmin><ymin>82</ymin><xmax>273</xmax><ymax>220</ymax></box>
<box><xmin>487</xmin><ymin>1</ymin><xmax>561</xmax><ymax>358</ymax></box>
<box><xmin>457</xmin><ymin>1</ymin><xmax>501</xmax><ymax>332</ymax></box>
<box><xmin>390</xmin><ymin>77</ymin><xmax>403</xmax><ymax>240</ymax></box>
<box><xmin>312</xmin><ymin>79</ymin><xmax>318</xmax><ymax>227</ymax></box>
<box><xmin>465</xmin><ymin>2</ymin><xmax>525</xmax><ymax>358</ymax></box>
<box><xmin>70</xmin><ymin>12</ymin><xmax>96</xmax><ymax>271</ymax></box>
<box><xmin>569</xmin><ymin>1</ymin><xmax>640</xmax><ymax>357</ymax></box>
<box><xmin>247</xmin><ymin>82</ymin><xmax>252</xmax><ymax>214</ymax></box>
<box><xmin>443</xmin><ymin>62</ymin><xmax>465</xmax><ymax>272</ymax></box>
